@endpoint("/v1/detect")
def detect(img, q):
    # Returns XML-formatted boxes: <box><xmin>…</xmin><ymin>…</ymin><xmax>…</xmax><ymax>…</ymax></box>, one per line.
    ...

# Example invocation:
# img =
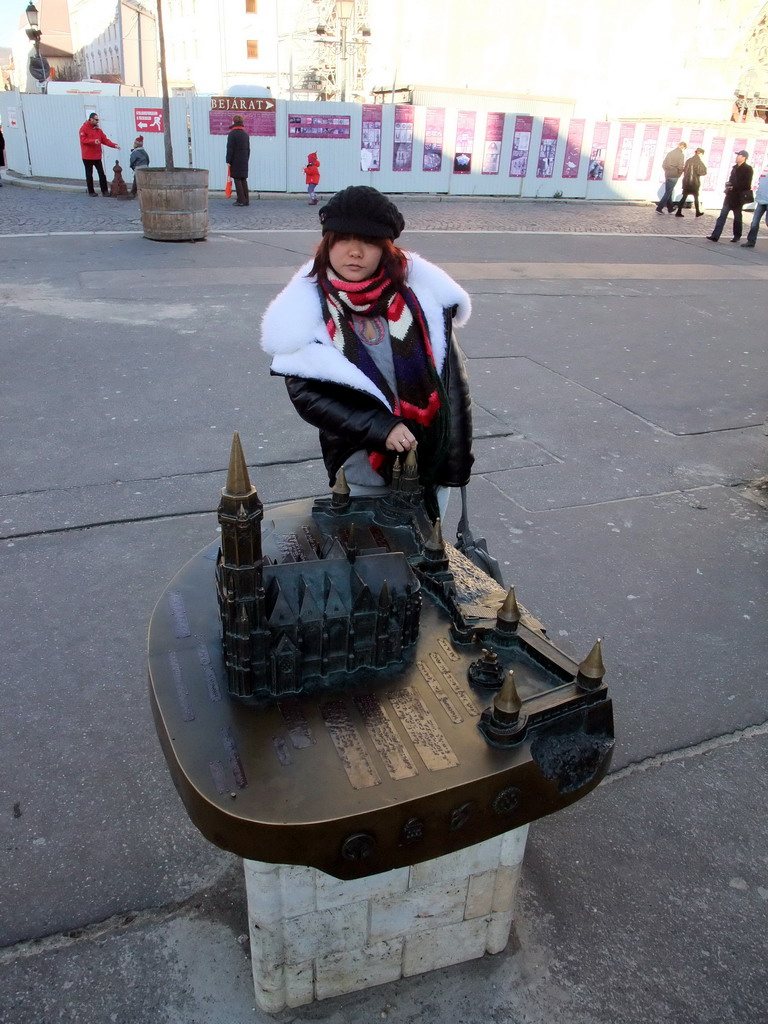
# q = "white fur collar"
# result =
<box><xmin>260</xmin><ymin>253</ymin><xmax>471</xmax><ymax>407</ymax></box>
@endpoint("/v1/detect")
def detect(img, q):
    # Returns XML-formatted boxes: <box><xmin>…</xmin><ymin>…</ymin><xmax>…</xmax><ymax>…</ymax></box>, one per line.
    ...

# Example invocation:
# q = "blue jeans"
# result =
<box><xmin>746</xmin><ymin>203</ymin><xmax>768</xmax><ymax>245</ymax></box>
<box><xmin>709</xmin><ymin>199</ymin><xmax>744</xmax><ymax>241</ymax></box>
<box><xmin>656</xmin><ymin>176</ymin><xmax>679</xmax><ymax>211</ymax></box>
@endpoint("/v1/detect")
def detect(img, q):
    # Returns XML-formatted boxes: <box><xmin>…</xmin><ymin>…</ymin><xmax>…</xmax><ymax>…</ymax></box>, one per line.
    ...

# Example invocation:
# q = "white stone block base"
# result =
<box><xmin>243</xmin><ymin>825</ymin><xmax>528</xmax><ymax>1013</ymax></box>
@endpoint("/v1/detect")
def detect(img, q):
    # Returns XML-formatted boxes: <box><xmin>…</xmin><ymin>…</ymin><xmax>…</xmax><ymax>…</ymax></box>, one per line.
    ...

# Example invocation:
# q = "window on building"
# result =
<box><xmin>247</xmin><ymin>39</ymin><xmax>259</xmax><ymax>59</ymax></box>
<box><xmin>245</xmin><ymin>0</ymin><xmax>257</xmax><ymax>12</ymax></box>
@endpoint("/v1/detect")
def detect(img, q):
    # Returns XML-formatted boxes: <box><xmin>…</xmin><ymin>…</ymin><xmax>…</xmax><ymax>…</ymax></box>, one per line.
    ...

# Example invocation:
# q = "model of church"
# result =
<box><xmin>215</xmin><ymin>433</ymin><xmax>431</xmax><ymax>699</ymax></box>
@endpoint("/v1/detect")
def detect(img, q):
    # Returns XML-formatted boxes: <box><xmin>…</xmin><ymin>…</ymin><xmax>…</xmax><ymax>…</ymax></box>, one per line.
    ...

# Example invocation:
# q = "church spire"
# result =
<box><xmin>225</xmin><ymin>431</ymin><xmax>255</xmax><ymax>498</ymax></box>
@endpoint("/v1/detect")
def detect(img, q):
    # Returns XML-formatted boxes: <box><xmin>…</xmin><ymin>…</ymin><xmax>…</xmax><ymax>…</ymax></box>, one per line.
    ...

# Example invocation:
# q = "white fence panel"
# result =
<box><xmin>2</xmin><ymin>90</ymin><xmax>766</xmax><ymax>205</ymax></box>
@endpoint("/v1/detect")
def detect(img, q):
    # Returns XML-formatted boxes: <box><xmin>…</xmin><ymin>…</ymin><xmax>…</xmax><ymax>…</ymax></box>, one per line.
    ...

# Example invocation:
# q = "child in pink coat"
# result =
<box><xmin>303</xmin><ymin>152</ymin><xmax>320</xmax><ymax>205</ymax></box>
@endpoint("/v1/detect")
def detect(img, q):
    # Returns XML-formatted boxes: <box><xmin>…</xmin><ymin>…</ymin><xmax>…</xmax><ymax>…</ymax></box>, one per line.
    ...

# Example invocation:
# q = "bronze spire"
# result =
<box><xmin>224</xmin><ymin>431</ymin><xmax>255</xmax><ymax>497</ymax></box>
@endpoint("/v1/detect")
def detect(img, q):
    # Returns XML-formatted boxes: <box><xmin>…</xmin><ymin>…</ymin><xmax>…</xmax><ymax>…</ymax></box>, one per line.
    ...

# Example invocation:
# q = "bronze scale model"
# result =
<box><xmin>148</xmin><ymin>433</ymin><xmax>614</xmax><ymax>879</ymax></box>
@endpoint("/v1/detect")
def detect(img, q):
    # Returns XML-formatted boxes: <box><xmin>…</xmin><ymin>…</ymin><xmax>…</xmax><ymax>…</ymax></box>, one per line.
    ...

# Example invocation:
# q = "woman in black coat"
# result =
<box><xmin>260</xmin><ymin>186</ymin><xmax>473</xmax><ymax>521</ymax></box>
<box><xmin>225</xmin><ymin>114</ymin><xmax>250</xmax><ymax>207</ymax></box>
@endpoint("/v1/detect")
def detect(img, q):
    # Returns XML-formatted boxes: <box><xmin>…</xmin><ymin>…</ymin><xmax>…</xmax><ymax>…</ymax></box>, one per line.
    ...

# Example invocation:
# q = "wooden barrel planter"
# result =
<box><xmin>137</xmin><ymin>168</ymin><xmax>209</xmax><ymax>242</ymax></box>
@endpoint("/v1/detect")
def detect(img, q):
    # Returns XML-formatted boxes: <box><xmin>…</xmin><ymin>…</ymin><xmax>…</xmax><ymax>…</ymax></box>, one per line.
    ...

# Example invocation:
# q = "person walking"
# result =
<box><xmin>226</xmin><ymin>114</ymin><xmax>250</xmax><ymax>207</ymax></box>
<box><xmin>674</xmin><ymin>147</ymin><xmax>707</xmax><ymax>217</ymax></box>
<box><xmin>128</xmin><ymin>135</ymin><xmax>150</xmax><ymax>197</ymax></box>
<box><xmin>741</xmin><ymin>171</ymin><xmax>768</xmax><ymax>248</ymax></box>
<box><xmin>260</xmin><ymin>185</ymin><xmax>474</xmax><ymax>523</ymax></box>
<box><xmin>79</xmin><ymin>112</ymin><xmax>119</xmax><ymax>196</ymax></box>
<box><xmin>656</xmin><ymin>141</ymin><xmax>687</xmax><ymax>213</ymax></box>
<box><xmin>706</xmin><ymin>150</ymin><xmax>753</xmax><ymax>243</ymax></box>
<box><xmin>304</xmin><ymin>152</ymin><xmax>320</xmax><ymax>205</ymax></box>
<box><xmin>0</xmin><ymin>123</ymin><xmax>5</xmax><ymax>186</ymax></box>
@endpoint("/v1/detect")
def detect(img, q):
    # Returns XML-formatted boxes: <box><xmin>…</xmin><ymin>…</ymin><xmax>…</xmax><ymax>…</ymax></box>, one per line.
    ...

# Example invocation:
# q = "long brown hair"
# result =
<box><xmin>309</xmin><ymin>232</ymin><xmax>408</xmax><ymax>289</ymax></box>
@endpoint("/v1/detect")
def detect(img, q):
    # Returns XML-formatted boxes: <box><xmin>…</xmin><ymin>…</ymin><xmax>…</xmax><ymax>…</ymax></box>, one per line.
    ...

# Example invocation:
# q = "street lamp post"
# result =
<box><xmin>25</xmin><ymin>2</ymin><xmax>48</xmax><ymax>93</ymax></box>
<box><xmin>335</xmin><ymin>0</ymin><xmax>354</xmax><ymax>103</ymax></box>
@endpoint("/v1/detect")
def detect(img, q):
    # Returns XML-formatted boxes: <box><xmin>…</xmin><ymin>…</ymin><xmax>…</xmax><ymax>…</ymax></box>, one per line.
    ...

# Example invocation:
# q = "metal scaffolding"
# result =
<box><xmin>281</xmin><ymin>0</ymin><xmax>371</xmax><ymax>101</ymax></box>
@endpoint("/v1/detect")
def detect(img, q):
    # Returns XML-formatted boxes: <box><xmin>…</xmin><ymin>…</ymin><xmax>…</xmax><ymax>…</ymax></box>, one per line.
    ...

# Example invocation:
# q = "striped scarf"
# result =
<box><xmin>319</xmin><ymin>268</ymin><xmax>450</xmax><ymax>498</ymax></box>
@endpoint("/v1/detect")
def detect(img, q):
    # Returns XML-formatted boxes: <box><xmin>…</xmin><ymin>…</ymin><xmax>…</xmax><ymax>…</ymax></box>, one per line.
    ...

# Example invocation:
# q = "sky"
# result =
<box><xmin>0</xmin><ymin>5</ymin><xmax>24</xmax><ymax>49</ymax></box>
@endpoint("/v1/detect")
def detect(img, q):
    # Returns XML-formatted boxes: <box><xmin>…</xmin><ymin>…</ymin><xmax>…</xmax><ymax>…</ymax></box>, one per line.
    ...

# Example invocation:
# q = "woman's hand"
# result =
<box><xmin>385</xmin><ymin>424</ymin><xmax>416</xmax><ymax>453</ymax></box>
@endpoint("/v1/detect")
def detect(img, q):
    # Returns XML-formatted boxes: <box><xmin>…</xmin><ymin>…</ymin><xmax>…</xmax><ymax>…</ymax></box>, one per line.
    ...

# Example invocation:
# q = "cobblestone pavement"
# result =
<box><xmin>0</xmin><ymin>173</ymin><xmax>723</xmax><ymax>236</ymax></box>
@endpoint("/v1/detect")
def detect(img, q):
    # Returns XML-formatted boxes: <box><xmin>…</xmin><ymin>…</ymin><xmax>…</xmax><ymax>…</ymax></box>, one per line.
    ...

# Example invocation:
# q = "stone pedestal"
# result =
<box><xmin>243</xmin><ymin>825</ymin><xmax>528</xmax><ymax>1013</ymax></box>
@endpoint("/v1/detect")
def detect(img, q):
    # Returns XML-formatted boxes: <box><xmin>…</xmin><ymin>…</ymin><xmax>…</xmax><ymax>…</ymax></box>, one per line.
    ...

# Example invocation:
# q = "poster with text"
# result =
<box><xmin>135</xmin><ymin>108</ymin><xmax>163</xmax><ymax>133</ymax></box>
<box><xmin>561</xmin><ymin>119</ymin><xmax>585</xmax><ymax>178</ymax></box>
<box><xmin>453</xmin><ymin>110</ymin><xmax>476</xmax><ymax>174</ymax></box>
<box><xmin>751</xmin><ymin>138</ymin><xmax>768</xmax><ymax>177</ymax></box>
<box><xmin>664</xmin><ymin>126</ymin><xmax>683</xmax><ymax>152</ymax></box>
<box><xmin>209</xmin><ymin>97</ymin><xmax>276</xmax><ymax>136</ymax></box>
<box><xmin>481</xmin><ymin>112</ymin><xmax>505</xmax><ymax>174</ymax></box>
<box><xmin>587</xmin><ymin>122</ymin><xmax>610</xmax><ymax>180</ymax></box>
<box><xmin>612</xmin><ymin>122</ymin><xmax>635</xmax><ymax>180</ymax></box>
<box><xmin>288</xmin><ymin>115</ymin><xmax>350</xmax><ymax>139</ymax></box>
<box><xmin>536</xmin><ymin>117</ymin><xmax>560</xmax><ymax>177</ymax></box>
<box><xmin>730</xmin><ymin>137</ymin><xmax>748</xmax><ymax>159</ymax></box>
<box><xmin>688</xmin><ymin>127</ymin><xmax>705</xmax><ymax>149</ymax></box>
<box><xmin>702</xmin><ymin>137</ymin><xmax>725</xmax><ymax>190</ymax></box>
<box><xmin>508</xmin><ymin>115</ymin><xmax>533</xmax><ymax>177</ymax></box>
<box><xmin>423</xmin><ymin>107</ymin><xmax>445</xmax><ymax>171</ymax></box>
<box><xmin>392</xmin><ymin>105</ymin><xmax>414</xmax><ymax>171</ymax></box>
<box><xmin>360</xmin><ymin>104</ymin><xmax>382</xmax><ymax>171</ymax></box>
<box><xmin>636</xmin><ymin>125</ymin><xmax>660</xmax><ymax>181</ymax></box>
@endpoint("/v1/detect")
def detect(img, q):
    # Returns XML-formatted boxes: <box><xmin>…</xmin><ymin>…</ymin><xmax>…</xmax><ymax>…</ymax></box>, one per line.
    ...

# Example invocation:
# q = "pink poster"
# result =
<box><xmin>209</xmin><ymin>96</ymin><xmax>276</xmax><ymax>136</ymax></box>
<box><xmin>636</xmin><ymin>124</ymin><xmax>660</xmax><ymax>181</ymax></box>
<box><xmin>481</xmin><ymin>112</ymin><xmax>505</xmax><ymax>175</ymax></box>
<box><xmin>688</xmin><ymin>128</ymin><xmax>705</xmax><ymax>148</ymax></box>
<box><xmin>509</xmin><ymin>115</ymin><xmax>534</xmax><ymax>177</ymax></box>
<box><xmin>731</xmin><ymin>137</ymin><xmax>748</xmax><ymax>158</ymax></box>
<box><xmin>392</xmin><ymin>105</ymin><xmax>414</xmax><ymax>172</ymax></box>
<box><xmin>612</xmin><ymin>123</ymin><xmax>635</xmax><ymax>180</ymax></box>
<box><xmin>423</xmin><ymin>107</ymin><xmax>445</xmax><ymax>172</ymax></box>
<box><xmin>751</xmin><ymin>138</ymin><xmax>768</xmax><ymax>176</ymax></box>
<box><xmin>664</xmin><ymin>126</ymin><xmax>683</xmax><ymax>151</ymax></box>
<box><xmin>453</xmin><ymin>110</ymin><xmax>476</xmax><ymax>174</ymax></box>
<box><xmin>587</xmin><ymin>122</ymin><xmax>610</xmax><ymax>180</ymax></box>
<box><xmin>561</xmin><ymin>119</ymin><xmax>585</xmax><ymax>178</ymax></box>
<box><xmin>360</xmin><ymin>104</ymin><xmax>382</xmax><ymax>171</ymax></box>
<box><xmin>702</xmin><ymin>137</ymin><xmax>725</xmax><ymax>191</ymax></box>
<box><xmin>135</xmin><ymin>108</ymin><xmax>163</xmax><ymax>133</ymax></box>
<box><xmin>536</xmin><ymin>117</ymin><xmax>559</xmax><ymax>177</ymax></box>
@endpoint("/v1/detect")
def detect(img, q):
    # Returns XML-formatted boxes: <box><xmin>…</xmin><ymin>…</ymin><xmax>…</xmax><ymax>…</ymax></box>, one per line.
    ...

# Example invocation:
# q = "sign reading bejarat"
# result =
<box><xmin>209</xmin><ymin>96</ymin><xmax>276</xmax><ymax>136</ymax></box>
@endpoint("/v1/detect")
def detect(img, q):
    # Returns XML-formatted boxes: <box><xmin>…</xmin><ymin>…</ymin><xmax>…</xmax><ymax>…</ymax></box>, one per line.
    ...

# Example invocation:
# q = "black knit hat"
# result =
<box><xmin>319</xmin><ymin>186</ymin><xmax>405</xmax><ymax>239</ymax></box>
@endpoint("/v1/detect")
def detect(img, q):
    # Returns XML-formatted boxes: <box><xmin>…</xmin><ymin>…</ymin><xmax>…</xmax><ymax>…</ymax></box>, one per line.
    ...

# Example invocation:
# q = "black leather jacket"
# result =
<box><xmin>285</xmin><ymin>307</ymin><xmax>474</xmax><ymax>489</ymax></box>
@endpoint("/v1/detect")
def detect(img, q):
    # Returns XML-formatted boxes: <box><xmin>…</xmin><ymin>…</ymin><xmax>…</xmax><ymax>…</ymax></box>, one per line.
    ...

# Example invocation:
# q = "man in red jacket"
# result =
<box><xmin>79</xmin><ymin>112</ymin><xmax>119</xmax><ymax>196</ymax></box>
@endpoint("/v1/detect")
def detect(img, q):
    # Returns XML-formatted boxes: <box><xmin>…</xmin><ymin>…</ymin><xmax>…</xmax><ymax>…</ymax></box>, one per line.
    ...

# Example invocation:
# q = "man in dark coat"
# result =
<box><xmin>673</xmin><ymin>147</ymin><xmax>707</xmax><ymax>217</ymax></box>
<box><xmin>226</xmin><ymin>114</ymin><xmax>250</xmax><ymax>207</ymax></box>
<box><xmin>707</xmin><ymin>150</ymin><xmax>754</xmax><ymax>242</ymax></box>
<box><xmin>655</xmin><ymin>141</ymin><xmax>687</xmax><ymax>213</ymax></box>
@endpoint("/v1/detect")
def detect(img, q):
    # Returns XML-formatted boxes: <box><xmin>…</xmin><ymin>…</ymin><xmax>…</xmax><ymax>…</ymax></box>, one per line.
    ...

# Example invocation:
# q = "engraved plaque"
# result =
<box><xmin>320</xmin><ymin>700</ymin><xmax>381</xmax><ymax>789</ymax></box>
<box><xmin>387</xmin><ymin>687</ymin><xmax>459</xmax><ymax>771</ymax></box>
<box><xmin>354</xmin><ymin>694</ymin><xmax>418</xmax><ymax>781</ymax></box>
<box><xmin>278</xmin><ymin>698</ymin><xmax>316</xmax><ymax>748</ymax></box>
<box><xmin>167</xmin><ymin>590</ymin><xmax>191</xmax><ymax>638</ymax></box>
<box><xmin>416</xmin><ymin>659</ymin><xmax>463</xmax><ymax>724</ymax></box>
<box><xmin>168</xmin><ymin>651</ymin><xmax>195</xmax><ymax>721</ymax></box>
<box><xmin>273</xmin><ymin>735</ymin><xmax>293</xmax><ymax>766</ymax></box>
<box><xmin>430</xmin><ymin>650</ymin><xmax>479</xmax><ymax>717</ymax></box>
<box><xmin>196</xmin><ymin>642</ymin><xmax>222</xmax><ymax>702</ymax></box>
<box><xmin>221</xmin><ymin>726</ymin><xmax>247</xmax><ymax>788</ymax></box>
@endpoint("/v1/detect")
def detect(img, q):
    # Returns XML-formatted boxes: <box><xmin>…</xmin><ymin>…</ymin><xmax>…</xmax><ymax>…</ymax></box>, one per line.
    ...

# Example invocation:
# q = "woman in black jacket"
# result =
<box><xmin>260</xmin><ymin>185</ymin><xmax>473</xmax><ymax>520</ymax></box>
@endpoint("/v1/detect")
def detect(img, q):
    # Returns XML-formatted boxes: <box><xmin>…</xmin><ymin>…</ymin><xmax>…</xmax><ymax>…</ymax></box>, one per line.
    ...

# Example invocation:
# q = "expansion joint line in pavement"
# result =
<box><xmin>0</xmin><ymin>864</ymin><xmax>239</xmax><ymax>964</ymax></box>
<box><xmin>603</xmin><ymin>719</ymin><xmax>768</xmax><ymax>787</ymax></box>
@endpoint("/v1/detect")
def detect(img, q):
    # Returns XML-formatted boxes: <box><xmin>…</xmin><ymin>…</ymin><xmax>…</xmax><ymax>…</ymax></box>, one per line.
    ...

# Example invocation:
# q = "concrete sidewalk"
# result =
<box><xmin>0</xmin><ymin>211</ymin><xmax>766</xmax><ymax>1023</ymax></box>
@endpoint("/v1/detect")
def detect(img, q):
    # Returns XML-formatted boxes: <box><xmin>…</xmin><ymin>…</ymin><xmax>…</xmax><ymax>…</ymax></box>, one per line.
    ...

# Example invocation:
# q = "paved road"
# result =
<box><xmin>1</xmin><ymin>199</ymin><xmax>766</xmax><ymax>1024</ymax></box>
<box><xmin>0</xmin><ymin>172</ymin><xmax>742</xmax><ymax>236</ymax></box>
